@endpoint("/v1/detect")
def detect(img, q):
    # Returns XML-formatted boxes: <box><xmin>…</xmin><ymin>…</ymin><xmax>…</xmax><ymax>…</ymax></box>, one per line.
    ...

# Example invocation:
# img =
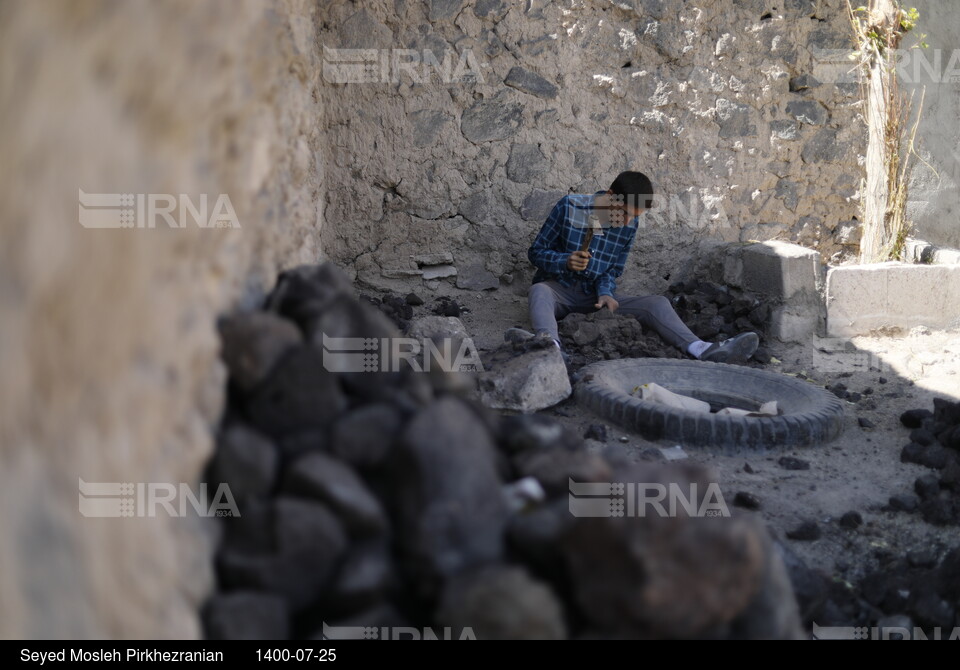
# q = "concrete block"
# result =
<box><xmin>903</xmin><ymin>238</ymin><xmax>960</xmax><ymax>265</ymax></box>
<box><xmin>904</xmin><ymin>238</ymin><xmax>927</xmax><ymax>263</ymax></box>
<box><xmin>948</xmin><ymin>266</ymin><xmax>960</xmax><ymax>311</ymax></box>
<box><xmin>740</xmin><ymin>241</ymin><xmax>820</xmax><ymax>300</ymax></box>
<box><xmin>770</xmin><ymin>306</ymin><xmax>817</xmax><ymax>343</ymax></box>
<box><xmin>935</xmin><ymin>248</ymin><xmax>960</xmax><ymax>264</ymax></box>
<box><xmin>826</xmin><ymin>263</ymin><xmax>960</xmax><ymax>336</ymax></box>
<box><xmin>825</xmin><ymin>263</ymin><xmax>891</xmax><ymax>337</ymax></box>
<box><xmin>693</xmin><ymin>241</ymin><xmax>824</xmax><ymax>343</ymax></box>
<box><xmin>887</xmin><ymin>265</ymin><xmax>948</xmax><ymax>324</ymax></box>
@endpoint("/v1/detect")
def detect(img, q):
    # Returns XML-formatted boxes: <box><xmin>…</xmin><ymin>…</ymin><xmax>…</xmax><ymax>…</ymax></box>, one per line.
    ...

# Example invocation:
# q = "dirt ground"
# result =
<box><xmin>438</xmin><ymin>283</ymin><xmax>960</xmax><ymax>588</ymax></box>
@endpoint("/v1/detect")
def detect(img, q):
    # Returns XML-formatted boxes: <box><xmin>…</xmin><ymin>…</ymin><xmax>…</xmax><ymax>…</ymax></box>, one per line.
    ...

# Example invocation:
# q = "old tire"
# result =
<box><xmin>574</xmin><ymin>359</ymin><xmax>844</xmax><ymax>449</ymax></box>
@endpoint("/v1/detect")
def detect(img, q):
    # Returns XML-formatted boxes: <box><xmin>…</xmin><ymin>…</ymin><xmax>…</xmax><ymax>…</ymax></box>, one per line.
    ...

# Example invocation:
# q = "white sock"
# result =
<box><xmin>686</xmin><ymin>340</ymin><xmax>711</xmax><ymax>359</ymax></box>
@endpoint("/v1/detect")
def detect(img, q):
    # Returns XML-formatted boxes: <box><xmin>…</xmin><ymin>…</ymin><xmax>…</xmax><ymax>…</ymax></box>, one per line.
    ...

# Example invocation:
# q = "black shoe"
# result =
<box><xmin>700</xmin><ymin>332</ymin><xmax>759</xmax><ymax>364</ymax></box>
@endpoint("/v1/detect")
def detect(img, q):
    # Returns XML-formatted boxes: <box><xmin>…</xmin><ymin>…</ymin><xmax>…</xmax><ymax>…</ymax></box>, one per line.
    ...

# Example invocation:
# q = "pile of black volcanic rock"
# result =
<box><xmin>892</xmin><ymin>399</ymin><xmax>960</xmax><ymax>526</ymax></box>
<box><xmin>665</xmin><ymin>279</ymin><xmax>770</xmax><ymax>344</ymax></box>
<box><xmin>784</xmin><ymin>541</ymin><xmax>960</xmax><ymax>635</ymax></box>
<box><xmin>202</xmin><ymin>262</ymin><xmax>803</xmax><ymax>640</ymax></box>
<box><xmin>359</xmin><ymin>293</ymin><xmax>414</xmax><ymax>330</ymax></box>
<box><xmin>558</xmin><ymin>309</ymin><xmax>684</xmax><ymax>368</ymax></box>
<box><xmin>557</xmin><ymin>279</ymin><xmax>774</xmax><ymax>369</ymax></box>
<box><xmin>774</xmin><ymin>396</ymin><xmax>960</xmax><ymax>636</ymax></box>
<box><xmin>359</xmin><ymin>292</ymin><xmax>464</xmax><ymax>332</ymax></box>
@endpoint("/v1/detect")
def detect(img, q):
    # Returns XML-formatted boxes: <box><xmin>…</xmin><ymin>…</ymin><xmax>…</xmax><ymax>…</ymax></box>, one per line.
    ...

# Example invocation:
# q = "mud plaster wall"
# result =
<box><xmin>0</xmin><ymin>0</ymin><xmax>325</xmax><ymax>638</ymax></box>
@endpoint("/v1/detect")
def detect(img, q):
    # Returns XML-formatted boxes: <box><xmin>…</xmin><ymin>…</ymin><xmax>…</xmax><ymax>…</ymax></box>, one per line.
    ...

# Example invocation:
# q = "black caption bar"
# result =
<box><xmin>5</xmin><ymin>638</ymin><xmax>875</xmax><ymax>664</ymax></box>
<box><xmin>5</xmin><ymin>640</ymin><xmax>569</xmax><ymax>665</ymax></box>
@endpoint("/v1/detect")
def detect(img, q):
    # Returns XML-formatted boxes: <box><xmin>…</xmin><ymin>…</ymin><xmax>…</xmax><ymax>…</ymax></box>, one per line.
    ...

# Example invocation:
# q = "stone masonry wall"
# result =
<box><xmin>319</xmin><ymin>0</ymin><xmax>865</xmax><ymax>298</ymax></box>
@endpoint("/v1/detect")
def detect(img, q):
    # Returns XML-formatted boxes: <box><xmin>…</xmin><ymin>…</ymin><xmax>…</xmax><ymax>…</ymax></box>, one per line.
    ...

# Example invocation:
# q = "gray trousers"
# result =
<box><xmin>529</xmin><ymin>280</ymin><xmax>699</xmax><ymax>351</ymax></box>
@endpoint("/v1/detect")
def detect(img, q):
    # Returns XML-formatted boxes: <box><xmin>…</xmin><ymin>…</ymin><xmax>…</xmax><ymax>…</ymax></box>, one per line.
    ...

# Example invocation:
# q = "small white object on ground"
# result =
<box><xmin>660</xmin><ymin>445</ymin><xmax>688</xmax><ymax>461</ymax></box>
<box><xmin>502</xmin><ymin>476</ymin><xmax>546</xmax><ymax>513</ymax></box>
<box><xmin>716</xmin><ymin>400</ymin><xmax>779</xmax><ymax>417</ymax></box>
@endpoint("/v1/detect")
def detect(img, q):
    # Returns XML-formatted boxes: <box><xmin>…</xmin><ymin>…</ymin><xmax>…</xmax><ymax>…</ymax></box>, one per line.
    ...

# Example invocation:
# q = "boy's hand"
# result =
<box><xmin>566</xmin><ymin>250</ymin><xmax>591</xmax><ymax>272</ymax></box>
<box><xmin>595</xmin><ymin>295</ymin><xmax>619</xmax><ymax>312</ymax></box>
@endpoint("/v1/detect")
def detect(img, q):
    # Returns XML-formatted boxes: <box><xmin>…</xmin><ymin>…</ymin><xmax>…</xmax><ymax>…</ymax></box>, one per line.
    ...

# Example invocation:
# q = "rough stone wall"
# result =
<box><xmin>319</xmin><ymin>0</ymin><xmax>865</xmax><ymax>297</ymax></box>
<box><xmin>904</xmin><ymin>0</ymin><xmax>960</xmax><ymax>250</ymax></box>
<box><xmin>0</xmin><ymin>0</ymin><xmax>324</xmax><ymax>638</ymax></box>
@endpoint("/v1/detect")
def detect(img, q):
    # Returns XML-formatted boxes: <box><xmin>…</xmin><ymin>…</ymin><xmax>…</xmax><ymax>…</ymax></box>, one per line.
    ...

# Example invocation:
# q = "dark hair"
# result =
<box><xmin>609</xmin><ymin>171</ymin><xmax>654</xmax><ymax>209</ymax></box>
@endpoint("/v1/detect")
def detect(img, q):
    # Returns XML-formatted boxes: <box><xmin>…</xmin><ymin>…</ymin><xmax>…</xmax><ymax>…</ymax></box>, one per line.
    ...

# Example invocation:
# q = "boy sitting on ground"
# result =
<box><xmin>512</xmin><ymin>170</ymin><xmax>758</xmax><ymax>364</ymax></box>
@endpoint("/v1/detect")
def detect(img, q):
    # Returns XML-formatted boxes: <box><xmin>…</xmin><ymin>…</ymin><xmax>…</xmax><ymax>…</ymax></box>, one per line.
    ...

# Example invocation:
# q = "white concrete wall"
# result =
<box><xmin>904</xmin><ymin>1</ymin><xmax>960</xmax><ymax>249</ymax></box>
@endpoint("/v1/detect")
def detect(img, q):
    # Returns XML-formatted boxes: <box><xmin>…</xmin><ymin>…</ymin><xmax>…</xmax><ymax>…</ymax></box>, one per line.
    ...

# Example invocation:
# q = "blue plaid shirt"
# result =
<box><xmin>528</xmin><ymin>193</ymin><xmax>639</xmax><ymax>297</ymax></box>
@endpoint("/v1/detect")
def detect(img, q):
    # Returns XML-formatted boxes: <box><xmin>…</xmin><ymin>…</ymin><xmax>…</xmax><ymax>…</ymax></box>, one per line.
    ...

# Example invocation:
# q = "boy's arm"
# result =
<box><xmin>528</xmin><ymin>197</ymin><xmax>570</xmax><ymax>275</ymax></box>
<box><xmin>595</xmin><ymin>229</ymin><xmax>636</xmax><ymax>297</ymax></box>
